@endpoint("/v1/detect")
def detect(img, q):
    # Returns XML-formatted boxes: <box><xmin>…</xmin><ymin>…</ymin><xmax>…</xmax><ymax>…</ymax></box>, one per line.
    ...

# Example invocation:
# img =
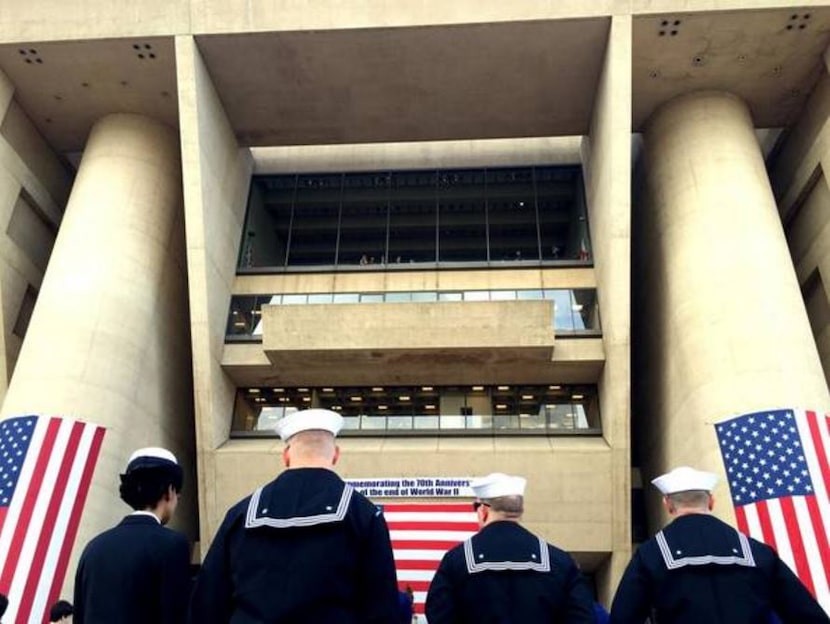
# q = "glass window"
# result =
<box><xmin>412</xmin><ymin>291</ymin><xmax>438</xmax><ymax>302</ymax></box>
<box><xmin>227</xmin><ymin>296</ymin><xmax>259</xmax><ymax>336</ymax></box>
<box><xmin>333</xmin><ymin>293</ymin><xmax>360</xmax><ymax>303</ymax></box>
<box><xmin>490</xmin><ymin>290</ymin><xmax>517</xmax><ymax>301</ymax></box>
<box><xmin>388</xmin><ymin>415</ymin><xmax>413</xmax><ymax>429</ymax></box>
<box><xmin>546</xmin><ymin>290</ymin><xmax>576</xmax><ymax>330</ymax></box>
<box><xmin>282</xmin><ymin>294</ymin><xmax>308</xmax><ymax>305</ymax></box>
<box><xmin>463</xmin><ymin>291</ymin><xmax>489</xmax><ymax>302</ymax></box>
<box><xmin>360</xmin><ymin>293</ymin><xmax>384</xmax><ymax>303</ymax></box>
<box><xmin>389</xmin><ymin>171</ymin><xmax>437</xmax><ymax>264</ymax></box>
<box><xmin>486</xmin><ymin>168</ymin><xmax>539</xmax><ymax>261</ymax></box>
<box><xmin>339</xmin><ymin>173</ymin><xmax>389</xmax><ymax>266</ymax></box>
<box><xmin>308</xmin><ymin>293</ymin><xmax>334</xmax><ymax>304</ymax></box>
<box><xmin>240</xmin><ymin>165</ymin><xmax>590</xmax><ymax>271</ymax></box>
<box><xmin>360</xmin><ymin>414</ymin><xmax>387</xmax><ymax>430</ymax></box>
<box><xmin>239</xmin><ymin>177</ymin><xmax>294</xmax><ymax>269</ymax></box>
<box><xmin>414</xmin><ymin>415</ymin><xmax>440</xmax><ymax>429</ymax></box>
<box><xmin>438</xmin><ymin>292</ymin><xmax>462</xmax><ymax>301</ymax></box>
<box><xmin>227</xmin><ymin>288</ymin><xmax>599</xmax><ymax>339</ymax></box>
<box><xmin>231</xmin><ymin>384</ymin><xmax>600</xmax><ymax>436</ymax></box>
<box><xmin>440</xmin><ymin>414</ymin><xmax>467</xmax><ymax>429</ymax></box>
<box><xmin>572</xmin><ymin>289</ymin><xmax>599</xmax><ymax>331</ymax></box>
<box><xmin>385</xmin><ymin>292</ymin><xmax>412</xmax><ymax>303</ymax></box>
<box><xmin>536</xmin><ymin>167</ymin><xmax>590</xmax><ymax>261</ymax></box>
<box><xmin>438</xmin><ymin>169</ymin><xmax>487</xmax><ymax>262</ymax></box>
<box><xmin>287</xmin><ymin>174</ymin><xmax>341</xmax><ymax>266</ymax></box>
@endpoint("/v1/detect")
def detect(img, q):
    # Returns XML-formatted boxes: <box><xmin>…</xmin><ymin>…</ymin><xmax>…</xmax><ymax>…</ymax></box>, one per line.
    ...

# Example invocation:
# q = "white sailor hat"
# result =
<box><xmin>126</xmin><ymin>447</ymin><xmax>179</xmax><ymax>472</ymax></box>
<box><xmin>275</xmin><ymin>408</ymin><xmax>344</xmax><ymax>442</ymax></box>
<box><xmin>651</xmin><ymin>466</ymin><xmax>719</xmax><ymax>495</ymax></box>
<box><xmin>470</xmin><ymin>472</ymin><xmax>527</xmax><ymax>499</ymax></box>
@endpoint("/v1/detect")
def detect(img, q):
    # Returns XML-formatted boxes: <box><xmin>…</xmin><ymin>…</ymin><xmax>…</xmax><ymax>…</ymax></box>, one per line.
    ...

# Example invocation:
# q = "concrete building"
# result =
<box><xmin>0</xmin><ymin>0</ymin><xmax>827</xmax><ymax>611</ymax></box>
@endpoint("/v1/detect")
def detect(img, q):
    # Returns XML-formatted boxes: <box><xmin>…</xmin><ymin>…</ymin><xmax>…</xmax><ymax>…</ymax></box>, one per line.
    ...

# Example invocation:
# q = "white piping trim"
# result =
<box><xmin>245</xmin><ymin>484</ymin><xmax>354</xmax><ymax>528</ymax></box>
<box><xmin>656</xmin><ymin>529</ymin><xmax>756</xmax><ymax>569</ymax></box>
<box><xmin>463</xmin><ymin>536</ymin><xmax>550</xmax><ymax>573</ymax></box>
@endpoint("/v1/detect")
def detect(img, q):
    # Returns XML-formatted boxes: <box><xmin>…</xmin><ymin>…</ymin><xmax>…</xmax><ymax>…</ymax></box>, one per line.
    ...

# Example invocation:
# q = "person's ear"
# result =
<box><xmin>282</xmin><ymin>445</ymin><xmax>291</xmax><ymax>467</ymax></box>
<box><xmin>708</xmin><ymin>494</ymin><xmax>715</xmax><ymax>511</ymax></box>
<box><xmin>332</xmin><ymin>445</ymin><xmax>340</xmax><ymax>466</ymax></box>
<box><xmin>661</xmin><ymin>495</ymin><xmax>674</xmax><ymax>515</ymax></box>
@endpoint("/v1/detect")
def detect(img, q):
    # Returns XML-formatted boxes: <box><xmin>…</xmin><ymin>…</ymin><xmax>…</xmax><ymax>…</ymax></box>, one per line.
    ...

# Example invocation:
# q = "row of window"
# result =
<box><xmin>226</xmin><ymin>289</ymin><xmax>599</xmax><ymax>338</ymax></box>
<box><xmin>239</xmin><ymin>166</ymin><xmax>591</xmax><ymax>270</ymax></box>
<box><xmin>232</xmin><ymin>384</ymin><xmax>601</xmax><ymax>435</ymax></box>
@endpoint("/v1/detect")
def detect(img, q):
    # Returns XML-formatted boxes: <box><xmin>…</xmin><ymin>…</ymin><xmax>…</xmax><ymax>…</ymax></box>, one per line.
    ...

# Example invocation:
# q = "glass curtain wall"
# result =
<box><xmin>226</xmin><ymin>288</ymin><xmax>600</xmax><ymax>338</ymax></box>
<box><xmin>238</xmin><ymin>166</ymin><xmax>590</xmax><ymax>270</ymax></box>
<box><xmin>232</xmin><ymin>384</ymin><xmax>601</xmax><ymax>435</ymax></box>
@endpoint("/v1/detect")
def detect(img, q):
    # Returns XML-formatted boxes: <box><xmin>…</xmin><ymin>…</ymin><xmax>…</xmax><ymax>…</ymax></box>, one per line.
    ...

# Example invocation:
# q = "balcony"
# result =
<box><xmin>261</xmin><ymin>300</ymin><xmax>555</xmax><ymax>380</ymax></box>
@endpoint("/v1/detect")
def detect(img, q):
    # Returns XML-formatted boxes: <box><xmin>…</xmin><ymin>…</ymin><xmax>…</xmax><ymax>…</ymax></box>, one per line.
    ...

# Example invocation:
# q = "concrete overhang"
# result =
<box><xmin>2</xmin><ymin>6</ymin><xmax>830</xmax><ymax>155</ymax></box>
<box><xmin>221</xmin><ymin>300</ymin><xmax>605</xmax><ymax>387</ymax></box>
<box><xmin>633</xmin><ymin>7</ymin><xmax>830</xmax><ymax>129</ymax></box>
<box><xmin>194</xmin><ymin>18</ymin><xmax>611</xmax><ymax>146</ymax></box>
<box><xmin>0</xmin><ymin>37</ymin><xmax>178</xmax><ymax>152</ymax></box>
<box><xmin>263</xmin><ymin>299</ymin><xmax>555</xmax><ymax>372</ymax></box>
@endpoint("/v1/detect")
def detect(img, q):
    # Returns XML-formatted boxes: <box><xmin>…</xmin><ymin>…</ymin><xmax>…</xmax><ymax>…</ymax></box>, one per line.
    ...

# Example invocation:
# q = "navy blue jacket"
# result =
<box><xmin>74</xmin><ymin>514</ymin><xmax>190</xmax><ymax>624</ymax></box>
<box><xmin>425</xmin><ymin>520</ymin><xmax>595</xmax><ymax>623</ymax></box>
<box><xmin>188</xmin><ymin>467</ymin><xmax>399</xmax><ymax>624</ymax></box>
<box><xmin>609</xmin><ymin>514</ymin><xmax>829</xmax><ymax>624</ymax></box>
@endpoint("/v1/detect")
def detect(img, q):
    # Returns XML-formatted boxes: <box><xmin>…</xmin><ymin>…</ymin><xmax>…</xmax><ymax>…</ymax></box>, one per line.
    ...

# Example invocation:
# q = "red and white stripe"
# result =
<box><xmin>735</xmin><ymin>411</ymin><xmax>830</xmax><ymax>614</ymax></box>
<box><xmin>385</xmin><ymin>503</ymin><xmax>478</xmax><ymax>618</ymax></box>
<box><xmin>0</xmin><ymin>416</ymin><xmax>105</xmax><ymax>624</ymax></box>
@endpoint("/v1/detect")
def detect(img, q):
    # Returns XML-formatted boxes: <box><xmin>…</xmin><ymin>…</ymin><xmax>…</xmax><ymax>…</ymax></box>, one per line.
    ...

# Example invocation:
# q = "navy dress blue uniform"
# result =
<box><xmin>188</xmin><ymin>467</ymin><xmax>399</xmax><ymax>624</ymax></box>
<box><xmin>74</xmin><ymin>513</ymin><xmax>191</xmax><ymax>624</ymax></box>
<box><xmin>425</xmin><ymin>520</ymin><xmax>596</xmax><ymax>623</ymax></box>
<box><xmin>609</xmin><ymin>513</ymin><xmax>829</xmax><ymax>624</ymax></box>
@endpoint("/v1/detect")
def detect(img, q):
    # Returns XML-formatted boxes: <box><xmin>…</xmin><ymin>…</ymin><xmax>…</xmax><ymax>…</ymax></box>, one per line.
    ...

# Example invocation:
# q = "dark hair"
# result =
<box><xmin>119</xmin><ymin>466</ymin><xmax>182</xmax><ymax>510</ymax></box>
<box><xmin>0</xmin><ymin>593</ymin><xmax>7</xmax><ymax>617</ymax></box>
<box><xmin>49</xmin><ymin>600</ymin><xmax>73</xmax><ymax>621</ymax></box>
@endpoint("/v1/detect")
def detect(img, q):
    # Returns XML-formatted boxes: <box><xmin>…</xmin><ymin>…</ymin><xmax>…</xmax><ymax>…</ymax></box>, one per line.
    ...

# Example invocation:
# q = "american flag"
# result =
<box><xmin>715</xmin><ymin>409</ymin><xmax>830</xmax><ymax>614</ymax></box>
<box><xmin>384</xmin><ymin>502</ymin><xmax>478</xmax><ymax>620</ymax></box>
<box><xmin>0</xmin><ymin>415</ymin><xmax>106</xmax><ymax>623</ymax></box>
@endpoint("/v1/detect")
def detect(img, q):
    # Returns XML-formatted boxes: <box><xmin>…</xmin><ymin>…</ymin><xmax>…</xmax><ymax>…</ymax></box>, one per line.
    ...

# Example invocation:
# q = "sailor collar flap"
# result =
<box><xmin>656</xmin><ymin>527</ymin><xmax>756</xmax><ymax>570</ymax></box>
<box><xmin>245</xmin><ymin>483</ymin><xmax>354</xmax><ymax>529</ymax></box>
<box><xmin>463</xmin><ymin>534</ymin><xmax>550</xmax><ymax>574</ymax></box>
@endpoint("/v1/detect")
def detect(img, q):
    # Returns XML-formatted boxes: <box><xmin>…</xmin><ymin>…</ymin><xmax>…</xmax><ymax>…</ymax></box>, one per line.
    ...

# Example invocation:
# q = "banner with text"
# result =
<box><xmin>345</xmin><ymin>477</ymin><xmax>474</xmax><ymax>498</ymax></box>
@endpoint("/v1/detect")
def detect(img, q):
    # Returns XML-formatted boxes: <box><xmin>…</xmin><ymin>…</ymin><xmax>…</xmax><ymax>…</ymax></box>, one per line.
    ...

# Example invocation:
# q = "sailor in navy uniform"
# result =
<box><xmin>610</xmin><ymin>466</ymin><xmax>829</xmax><ymax>624</ymax></box>
<box><xmin>74</xmin><ymin>447</ymin><xmax>191</xmax><ymax>624</ymax></box>
<box><xmin>425</xmin><ymin>472</ymin><xmax>595</xmax><ymax>623</ymax></box>
<box><xmin>188</xmin><ymin>408</ymin><xmax>399</xmax><ymax>624</ymax></box>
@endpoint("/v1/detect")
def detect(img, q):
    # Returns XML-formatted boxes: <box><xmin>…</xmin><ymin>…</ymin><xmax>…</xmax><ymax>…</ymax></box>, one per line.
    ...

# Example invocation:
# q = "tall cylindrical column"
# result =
<box><xmin>639</xmin><ymin>91</ymin><xmax>830</xmax><ymax>524</ymax></box>
<box><xmin>0</xmin><ymin>114</ymin><xmax>195</xmax><ymax>594</ymax></box>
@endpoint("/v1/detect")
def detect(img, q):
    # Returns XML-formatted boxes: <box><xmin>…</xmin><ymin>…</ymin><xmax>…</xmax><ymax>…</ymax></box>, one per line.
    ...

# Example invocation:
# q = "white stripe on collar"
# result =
<box><xmin>129</xmin><ymin>510</ymin><xmax>161</xmax><ymax>524</ymax></box>
<box><xmin>656</xmin><ymin>529</ymin><xmax>756</xmax><ymax>569</ymax></box>
<box><xmin>245</xmin><ymin>484</ymin><xmax>354</xmax><ymax>529</ymax></box>
<box><xmin>463</xmin><ymin>535</ymin><xmax>550</xmax><ymax>573</ymax></box>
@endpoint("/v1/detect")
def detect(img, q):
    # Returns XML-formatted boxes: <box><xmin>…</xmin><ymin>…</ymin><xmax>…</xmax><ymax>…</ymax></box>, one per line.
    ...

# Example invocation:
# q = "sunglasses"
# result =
<box><xmin>472</xmin><ymin>501</ymin><xmax>490</xmax><ymax>512</ymax></box>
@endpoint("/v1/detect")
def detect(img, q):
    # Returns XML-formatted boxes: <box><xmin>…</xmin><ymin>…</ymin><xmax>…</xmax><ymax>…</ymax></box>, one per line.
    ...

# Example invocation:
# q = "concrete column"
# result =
<box><xmin>638</xmin><ymin>91</ymin><xmax>830</xmax><ymax>527</ymax></box>
<box><xmin>0</xmin><ymin>113</ymin><xmax>195</xmax><ymax>592</ymax></box>
<box><xmin>581</xmin><ymin>14</ymin><xmax>632</xmax><ymax>604</ymax></box>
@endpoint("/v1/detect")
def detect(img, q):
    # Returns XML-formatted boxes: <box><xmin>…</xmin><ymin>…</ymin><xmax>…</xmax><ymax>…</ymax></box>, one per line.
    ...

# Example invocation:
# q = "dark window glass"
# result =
<box><xmin>486</xmin><ymin>168</ymin><xmax>539</xmax><ymax>261</ymax></box>
<box><xmin>287</xmin><ymin>174</ymin><xmax>341</xmax><ymax>266</ymax></box>
<box><xmin>240</xmin><ymin>177</ymin><xmax>293</xmax><ymax>268</ymax></box>
<box><xmin>438</xmin><ymin>169</ymin><xmax>487</xmax><ymax>262</ymax></box>
<box><xmin>537</xmin><ymin>167</ymin><xmax>590</xmax><ymax>261</ymax></box>
<box><xmin>239</xmin><ymin>166</ymin><xmax>590</xmax><ymax>270</ymax></box>
<box><xmin>388</xmin><ymin>171</ymin><xmax>437</xmax><ymax>264</ymax></box>
<box><xmin>339</xmin><ymin>173</ymin><xmax>389</xmax><ymax>266</ymax></box>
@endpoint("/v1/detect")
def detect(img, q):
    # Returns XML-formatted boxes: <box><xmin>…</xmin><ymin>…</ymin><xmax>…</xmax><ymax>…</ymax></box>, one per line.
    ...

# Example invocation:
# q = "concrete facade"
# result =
<box><xmin>0</xmin><ymin>0</ymin><xmax>826</xmax><ymax>613</ymax></box>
